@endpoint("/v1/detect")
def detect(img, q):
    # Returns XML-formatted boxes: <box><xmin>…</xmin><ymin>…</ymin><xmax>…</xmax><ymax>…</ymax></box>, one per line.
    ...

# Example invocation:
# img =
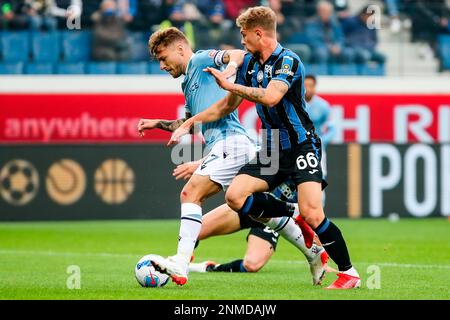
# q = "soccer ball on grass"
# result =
<box><xmin>135</xmin><ymin>254</ymin><xmax>169</xmax><ymax>288</ymax></box>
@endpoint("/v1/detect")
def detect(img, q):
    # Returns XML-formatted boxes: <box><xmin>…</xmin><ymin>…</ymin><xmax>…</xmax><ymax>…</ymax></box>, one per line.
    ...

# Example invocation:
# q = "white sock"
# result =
<box><xmin>177</xmin><ymin>203</ymin><xmax>202</xmax><ymax>266</ymax></box>
<box><xmin>264</xmin><ymin>217</ymin><xmax>314</xmax><ymax>260</ymax></box>
<box><xmin>343</xmin><ymin>266</ymin><xmax>360</xmax><ymax>277</ymax></box>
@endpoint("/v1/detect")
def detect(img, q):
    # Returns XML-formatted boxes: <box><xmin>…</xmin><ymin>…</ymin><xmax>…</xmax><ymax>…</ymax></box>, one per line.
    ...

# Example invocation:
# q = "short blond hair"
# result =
<box><xmin>148</xmin><ymin>27</ymin><xmax>189</xmax><ymax>57</ymax></box>
<box><xmin>236</xmin><ymin>6</ymin><xmax>277</xmax><ymax>32</ymax></box>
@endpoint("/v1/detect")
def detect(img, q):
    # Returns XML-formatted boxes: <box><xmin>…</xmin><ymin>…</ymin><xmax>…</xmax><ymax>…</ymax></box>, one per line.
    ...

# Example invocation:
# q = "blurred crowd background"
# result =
<box><xmin>0</xmin><ymin>0</ymin><xmax>449</xmax><ymax>75</ymax></box>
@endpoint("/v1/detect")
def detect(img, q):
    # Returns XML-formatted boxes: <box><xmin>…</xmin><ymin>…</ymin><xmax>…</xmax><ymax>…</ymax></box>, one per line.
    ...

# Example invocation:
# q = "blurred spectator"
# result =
<box><xmin>384</xmin><ymin>0</ymin><xmax>402</xmax><ymax>33</ymax></box>
<box><xmin>132</xmin><ymin>0</ymin><xmax>172</xmax><ymax>31</ymax></box>
<box><xmin>404</xmin><ymin>0</ymin><xmax>450</xmax><ymax>42</ymax></box>
<box><xmin>0</xmin><ymin>0</ymin><xmax>29</xmax><ymax>30</ymax></box>
<box><xmin>25</xmin><ymin>0</ymin><xmax>82</xmax><ymax>31</ymax></box>
<box><xmin>169</xmin><ymin>0</ymin><xmax>224</xmax><ymax>24</ymax></box>
<box><xmin>25</xmin><ymin>0</ymin><xmax>57</xmax><ymax>30</ymax></box>
<box><xmin>160</xmin><ymin>0</ymin><xmax>230</xmax><ymax>50</ymax></box>
<box><xmin>340</xmin><ymin>6</ymin><xmax>386</xmax><ymax>65</ymax></box>
<box><xmin>268</xmin><ymin>0</ymin><xmax>299</xmax><ymax>40</ymax></box>
<box><xmin>222</xmin><ymin>0</ymin><xmax>256</xmax><ymax>20</ymax></box>
<box><xmin>116</xmin><ymin>0</ymin><xmax>135</xmax><ymax>23</ymax></box>
<box><xmin>304</xmin><ymin>0</ymin><xmax>354</xmax><ymax>63</ymax></box>
<box><xmin>91</xmin><ymin>0</ymin><xmax>129</xmax><ymax>61</ymax></box>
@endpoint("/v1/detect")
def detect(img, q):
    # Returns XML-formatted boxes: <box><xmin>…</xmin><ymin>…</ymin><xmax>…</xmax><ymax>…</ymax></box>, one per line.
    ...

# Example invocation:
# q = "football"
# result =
<box><xmin>0</xmin><ymin>159</ymin><xmax>39</xmax><ymax>206</ymax></box>
<box><xmin>135</xmin><ymin>254</ymin><xmax>169</xmax><ymax>288</ymax></box>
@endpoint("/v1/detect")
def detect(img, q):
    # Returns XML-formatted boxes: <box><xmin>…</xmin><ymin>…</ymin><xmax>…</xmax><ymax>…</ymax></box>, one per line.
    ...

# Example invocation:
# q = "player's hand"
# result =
<box><xmin>204</xmin><ymin>67</ymin><xmax>233</xmax><ymax>91</ymax></box>
<box><xmin>167</xmin><ymin>121</ymin><xmax>192</xmax><ymax>146</ymax></box>
<box><xmin>137</xmin><ymin>119</ymin><xmax>159</xmax><ymax>137</ymax></box>
<box><xmin>172</xmin><ymin>161</ymin><xmax>200</xmax><ymax>181</ymax></box>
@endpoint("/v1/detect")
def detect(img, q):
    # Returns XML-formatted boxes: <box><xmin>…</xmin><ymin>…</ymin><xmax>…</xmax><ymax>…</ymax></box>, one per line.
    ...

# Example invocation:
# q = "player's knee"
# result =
<box><xmin>300</xmin><ymin>202</ymin><xmax>325</xmax><ymax>227</ymax></box>
<box><xmin>243</xmin><ymin>258</ymin><xmax>264</xmax><ymax>273</ymax></box>
<box><xmin>180</xmin><ymin>184</ymin><xmax>203</xmax><ymax>204</ymax></box>
<box><xmin>224</xmin><ymin>189</ymin><xmax>246</xmax><ymax>212</ymax></box>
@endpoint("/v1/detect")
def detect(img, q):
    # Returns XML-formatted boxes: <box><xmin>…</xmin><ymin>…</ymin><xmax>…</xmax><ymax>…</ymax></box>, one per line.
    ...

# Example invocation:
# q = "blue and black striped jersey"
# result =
<box><xmin>235</xmin><ymin>43</ymin><xmax>314</xmax><ymax>150</ymax></box>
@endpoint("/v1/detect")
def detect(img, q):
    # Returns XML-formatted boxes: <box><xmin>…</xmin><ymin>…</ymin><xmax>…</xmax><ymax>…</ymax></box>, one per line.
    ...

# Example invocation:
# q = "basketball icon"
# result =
<box><xmin>46</xmin><ymin>159</ymin><xmax>86</xmax><ymax>205</ymax></box>
<box><xmin>94</xmin><ymin>159</ymin><xmax>135</xmax><ymax>204</ymax></box>
<box><xmin>0</xmin><ymin>159</ymin><xmax>39</xmax><ymax>206</ymax></box>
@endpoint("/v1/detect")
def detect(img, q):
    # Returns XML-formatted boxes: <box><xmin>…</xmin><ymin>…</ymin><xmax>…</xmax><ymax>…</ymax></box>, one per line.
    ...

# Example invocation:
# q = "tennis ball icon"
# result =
<box><xmin>94</xmin><ymin>159</ymin><xmax>134</xmax><ymax>204</ymax></box>
<box><xmin>46</xmin><ymin>159</ymin><xmax>86</xmax><ymax>205</ymax></box>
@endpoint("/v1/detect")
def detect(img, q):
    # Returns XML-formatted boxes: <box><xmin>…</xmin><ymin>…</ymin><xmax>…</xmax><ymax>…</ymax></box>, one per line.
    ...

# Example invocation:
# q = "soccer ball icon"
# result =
<box><xmin>135</xmin><ymin>254</ymin><xmax>170</xmax><ymax>288</ymax></box>
<box><xmin>0</xmin><ymin>159</ymin><xmax>39</xmax><ymax>206</ymax></box>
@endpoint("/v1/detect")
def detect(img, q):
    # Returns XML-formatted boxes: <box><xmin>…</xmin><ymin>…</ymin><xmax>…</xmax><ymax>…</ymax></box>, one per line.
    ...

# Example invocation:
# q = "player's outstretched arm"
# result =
<box><xmin>206</xmin><ymin>67</ymin><xmax>289</xmax><ymax>107</ymax></box>
<box><xmin>137</xmin><ymin>113</ymin><xmax>192</xmax><ymax>137</ymax></box>
<box><xmin>168</xmin><ymin>92</ymin><xmax>243</xmax><ymax>146</ymax></box>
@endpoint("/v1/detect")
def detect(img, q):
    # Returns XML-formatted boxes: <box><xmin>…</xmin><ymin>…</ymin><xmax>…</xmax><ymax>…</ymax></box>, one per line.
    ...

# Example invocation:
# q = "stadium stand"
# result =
<box><xmin>60</xmin><ymin>31</ymin><xmax>91</xmax><ymax>62</ymax></box>
<box><xmin>0</xmin><ymin>0</ymin><xmax>448</xmax><ymax>76</ymax></box>
<box><xmin>30</xmin><ymin>32</ymin><xmax>60</xmax><ymax>63</ymax></box>
<box><xmin>438</xmin><ymin>35</ymin><xmax>450</xmax><ymax>71</ymax></box>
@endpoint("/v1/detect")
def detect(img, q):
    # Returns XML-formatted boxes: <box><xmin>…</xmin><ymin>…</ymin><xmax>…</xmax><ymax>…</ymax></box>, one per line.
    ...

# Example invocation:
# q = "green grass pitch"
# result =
<box><xmin>0</xmin><ymin>218</ymin><xmax>449</xmax><ymax>300</ymax></box>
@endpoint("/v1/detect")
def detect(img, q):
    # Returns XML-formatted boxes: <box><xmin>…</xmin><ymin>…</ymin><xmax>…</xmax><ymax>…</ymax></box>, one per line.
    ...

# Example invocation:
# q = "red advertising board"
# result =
<box><xmin>0</xmin><ymin>93</ymin><xmax>449</xmax><ymax>143</ymax></box>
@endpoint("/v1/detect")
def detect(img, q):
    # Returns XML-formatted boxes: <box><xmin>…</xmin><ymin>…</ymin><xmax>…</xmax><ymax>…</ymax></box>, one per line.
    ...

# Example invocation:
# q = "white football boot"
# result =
<box><xmin>150</xmin><ymin>255</ymin><xmax>188</xmax><ymax>286</ymax></box>
<box><xmin>307</xmin><ymin>244</ymin><xmax>329</xmax><ymax>285</ymax></box>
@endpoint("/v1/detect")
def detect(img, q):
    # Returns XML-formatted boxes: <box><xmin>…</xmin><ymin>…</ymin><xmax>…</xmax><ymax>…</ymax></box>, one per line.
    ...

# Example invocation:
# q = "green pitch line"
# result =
<box><xmin>0</xmin><ymin>218</ymin><xmax>448</xmax><ymax>300</ymax></box>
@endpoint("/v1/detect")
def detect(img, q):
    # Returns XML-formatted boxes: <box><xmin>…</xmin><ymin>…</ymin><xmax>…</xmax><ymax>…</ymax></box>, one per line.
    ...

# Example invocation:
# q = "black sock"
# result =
<box><xmin>314</xmin><ymin>218</ymin><xmax>352</xmax><ymax>272</ymax></box>
<box><xmin>239</xmin><ymin>193</ymin><xmax>294</xmax><ymax>218</ymax></box>
<box><xmin>194</xmin><ymin>240</ymin><xmax>200</xmax><ymax>249</ymax></box>
<box><xmin>209</xmin><ymin>259</ymin><xmax>247</xmax><ymax>272</ymax></box>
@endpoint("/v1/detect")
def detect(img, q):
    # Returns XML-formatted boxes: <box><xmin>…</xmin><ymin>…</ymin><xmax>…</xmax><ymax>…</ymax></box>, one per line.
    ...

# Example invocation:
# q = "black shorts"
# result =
<box><xmin>237</xmin><ymin>136</ymin><xmax>328</xmax><ymax>191</ymax></box>
<box><xmin>238</xmin><ymin>211</ymin><xmax>279</xmax><ymax>250</ymax></box>
<box><xmin>247</xmin><ymin>227</ymin><xmax>279</xmax><ymax>250</ymax></box>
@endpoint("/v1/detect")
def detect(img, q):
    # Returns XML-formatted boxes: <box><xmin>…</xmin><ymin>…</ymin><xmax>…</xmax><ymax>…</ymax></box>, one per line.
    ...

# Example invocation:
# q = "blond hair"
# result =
<box><xmin>148</xmin><ymin>27</ymin><xmax>189</xmax><ymax>57</ymax></box>
<box><xmin>236</xmin><ymin>6</ymin><xmax>277</xmax><ymax>32</ymax></box>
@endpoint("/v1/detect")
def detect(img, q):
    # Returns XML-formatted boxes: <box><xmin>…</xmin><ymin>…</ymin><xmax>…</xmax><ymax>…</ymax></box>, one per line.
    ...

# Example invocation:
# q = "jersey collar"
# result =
<box><xmin>259</xmin><ymin>43</ymin><xmax>283</xmax><ymax>65</ymax></box>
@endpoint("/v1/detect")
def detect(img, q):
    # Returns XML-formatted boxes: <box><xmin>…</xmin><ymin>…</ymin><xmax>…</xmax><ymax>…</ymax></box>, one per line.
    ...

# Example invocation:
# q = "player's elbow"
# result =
<box><xmin>264</xmin><ymin>96</ymin><xmax>282</xmax><ymax>108</ymax></box>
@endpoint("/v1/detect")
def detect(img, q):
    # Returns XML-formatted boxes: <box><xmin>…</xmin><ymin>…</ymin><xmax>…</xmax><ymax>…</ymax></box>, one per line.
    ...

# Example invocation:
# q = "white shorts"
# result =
<box><xmin>194</xmin><ymin>134</ymin><xmax>256</xmax><ymax>189</ymax></box>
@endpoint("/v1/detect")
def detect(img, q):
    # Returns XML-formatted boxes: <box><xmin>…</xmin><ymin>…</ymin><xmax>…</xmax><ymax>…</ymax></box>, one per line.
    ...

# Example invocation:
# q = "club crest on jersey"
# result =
<box><xmin>257</xmin><ymin>70</ymin><xmax>264</xmax><ymax>83</ymax></box>
<box><xmin>275</xmin><ymin>56</ymin><xmax>294</xmax><ymax>76</ymax></box>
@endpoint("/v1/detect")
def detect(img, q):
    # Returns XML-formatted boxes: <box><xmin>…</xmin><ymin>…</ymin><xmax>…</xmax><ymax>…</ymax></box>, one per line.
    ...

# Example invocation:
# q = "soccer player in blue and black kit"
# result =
<box><xmin>172</xmin><ymin>6</ymin><xmax>360</xmax><ymax>289</ymax></box>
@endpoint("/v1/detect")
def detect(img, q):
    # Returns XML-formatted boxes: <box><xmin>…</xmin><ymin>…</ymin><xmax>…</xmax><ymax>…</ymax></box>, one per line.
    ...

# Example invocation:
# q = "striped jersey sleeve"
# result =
<box><xmin>271</xmin><ymin>55</ymin><xmax>301</xmax><ymax>89</ymax></box>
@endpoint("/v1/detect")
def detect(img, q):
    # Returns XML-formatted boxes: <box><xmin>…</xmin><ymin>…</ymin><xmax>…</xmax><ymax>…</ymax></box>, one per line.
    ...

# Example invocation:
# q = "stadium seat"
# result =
<box><xmin>305</xmin><ymin>63</ymin><xmax>328</xmax><ymax>76</ymax></box>
<box><xmin>329</xmin><ymin>63</ymin><xmax>358</xmax><ymax>76</ymax></box>
<box><xmin>87</xmin><ymin>62</ymin><xmax>117</xmax><ymax>74</ymax></box>
<box><xmin>0</xmin><ymin>62</ymin><xmax>24</xmax><ymax>74</ymax></box>
<box><xmin>438</xmin><ymin>35</ymin><xmax>450</xmax><ymax>70</ymax></box>
<box><xmin>24</xmin><ymin>63</ymin><xmax>54</xmax><ymax>74</ymax></box>
<box><xmin>31</xmin><ymin>32</ymin><xmax>60</xmax><ymax>62</ymax></box>
<box><xmin>0</xmin><ymin>31</ymin><xmax>30</xmax><ymax>62</ymax></box>
<box><xmin>61</xmin><ymin>31</ymin><xmax>91</xmax><ymax>62</ymax></box>
<box><xmin>55</xmin><ymin>62</ymin><xmax>86</xmax><ymax>74</ymax></box>
<box><xmin>148</xmin><ymin>62</ymin><xmax>165</xmax><ymax>74</ymax></box>
<box><xmin>358</xmin><ymin>63</ymin><xmax>385</xmax><ymax>76</ymax></box>
<box><xmin>117</xmin><ymin>62</ymin><xmax>149</xmax><ymax>74</ymax></box>
<box><xmin>128</xmin><ymin>32</ymin><xmax>150</xmax><ymax>62</ymax></box>
<box><xmin>287</xmin><ymin>43</ymin><xmax>311</xmax><ymax>63</ymax></box>
<box><xmin>286</xmin><ymin>32</ymin><xmax>308</xmax><ymax>44</ymax></box>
